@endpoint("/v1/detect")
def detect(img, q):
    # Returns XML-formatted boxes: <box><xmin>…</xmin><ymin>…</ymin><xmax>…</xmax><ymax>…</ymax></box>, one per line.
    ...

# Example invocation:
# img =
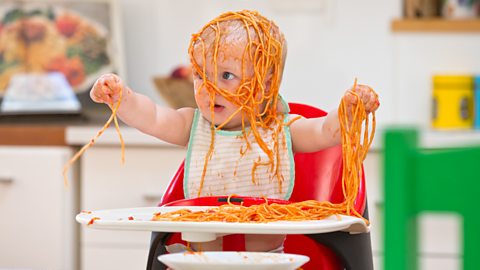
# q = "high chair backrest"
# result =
<box><xmin>160</xmin><ymin>102</ymin><xmax>366</xmax><ymax>215</ymax></box>
<box><xmin>384</xmin><ymin>128</ymin><xmax>480</xmax><ymax>270</ymax></box>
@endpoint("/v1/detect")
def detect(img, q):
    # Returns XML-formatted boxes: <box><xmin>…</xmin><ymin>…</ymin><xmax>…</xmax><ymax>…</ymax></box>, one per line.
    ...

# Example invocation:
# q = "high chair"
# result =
<box><xmin>146</xmin><ymin>103</ymin><xmax>374</xmax><ymax>270</ymax></box>
<box><xmin>384</xmin><ymin>128</ymin><xmax>480</xmax><ymax>270</ymax></box>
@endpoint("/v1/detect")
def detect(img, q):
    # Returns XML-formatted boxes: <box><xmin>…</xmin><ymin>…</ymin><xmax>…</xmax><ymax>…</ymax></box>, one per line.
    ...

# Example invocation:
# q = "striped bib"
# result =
<box><xmin>184</xmin><ymin>103</ymin><xmax>295</xmax><ymax>200</ymax></box>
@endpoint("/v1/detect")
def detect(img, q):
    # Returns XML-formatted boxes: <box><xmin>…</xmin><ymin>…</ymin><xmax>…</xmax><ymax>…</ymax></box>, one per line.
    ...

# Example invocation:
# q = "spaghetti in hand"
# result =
<box><xmin>338</xmin><ymin>79</ymin><xmax>378</xmax><ymax>220</ymax></box>
<box><xmin>62</xmin><ymin>75</ymin><xmax>125</xmax><ymax>186</ymax></box>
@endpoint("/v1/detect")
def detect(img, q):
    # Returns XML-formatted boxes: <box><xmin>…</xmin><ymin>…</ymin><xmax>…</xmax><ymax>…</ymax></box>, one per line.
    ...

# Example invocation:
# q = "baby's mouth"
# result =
<box><xmin>213</xmin><ymin>104</ymin><xmax>225</xmax><ymax>112</ymax></box>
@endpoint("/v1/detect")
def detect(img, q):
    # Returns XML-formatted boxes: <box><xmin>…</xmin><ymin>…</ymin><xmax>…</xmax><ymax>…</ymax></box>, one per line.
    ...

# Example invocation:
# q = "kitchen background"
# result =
<box><xmin>121</xmin><ymin>0</ymin><xmax>480</xmax><ymax>128</ymax></box>
<box><xmin>1</xmin><ymin>0</ymin><xmax>480</xmax><ymax>270</ymax></box>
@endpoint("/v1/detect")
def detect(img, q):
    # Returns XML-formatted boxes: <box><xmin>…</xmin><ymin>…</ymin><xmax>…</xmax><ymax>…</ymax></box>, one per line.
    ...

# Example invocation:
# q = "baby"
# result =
<box><xmin>90</xmin><ymin>10</ymin><xmax>379</xmax><ymax>253</ymax></box>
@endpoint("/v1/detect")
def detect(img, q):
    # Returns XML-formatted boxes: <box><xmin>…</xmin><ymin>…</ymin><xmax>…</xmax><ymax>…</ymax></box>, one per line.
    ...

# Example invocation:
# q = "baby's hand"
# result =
<box><xmin>342</xmin><ymin>84</ymin><xmax>379</xmax><ymax>114</ymax></box>
<box><xmin>90</xmin><ymin>73</ymin><xmax>125</xmax><ymax>106</ymax></box>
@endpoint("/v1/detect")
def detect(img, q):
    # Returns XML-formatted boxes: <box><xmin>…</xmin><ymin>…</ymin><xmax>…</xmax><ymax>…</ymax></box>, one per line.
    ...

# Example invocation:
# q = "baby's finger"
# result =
<box><xmin>357</xmin><ymin>85</ymin><xmax>372</xmax><ymax>104</ymax></box>
<box><xmin>104</xmin><ymin>76</ymin><xmax>123</xmax><ymax>97</ymax></box>
<box><xmin>357</xmin><ymin>88</ymin><xmax>367</xmax><ymax>99</ymax></box>
<box><xmin>112</xmin><ymin>77</ymin><xmax>124</xmax><ymax>94</ymax></box>
<box><xmin>103</xmin><ymin>95</ymin><xmax>113</xmax><ymax>105</ymax></box>
<box><xmin>351</xmin><ymin>84</ymin><xmax>365</xmax><ymax>92</ymax></box>
<box><xmin>367</xmin><ymin>89</ymin><xmax>380</xmax><ymax>112</ymax></box>
<box><xmin>365</xmin><ymin>88</ymin><xmax>377</xmax><ymax>105</ymax></box>
<box><xmin>354</xmin><ymin>85</ymin><xmax>372</xmax><ymax>103</ymax></box>
<box><xmin>364</xmin><ymin>94</ymin><xmax>377</xmax><ymax>113</ymax></box>
<box><xmin>344</xmin><ymin>91</ymin><xmax>358</xmax><ymax>106</ymax></box>
<box><xmin>372</xmin><ymin>98</ymin><xmax>380</xmax><ymax>111</ymax></box>
<box><xmin>91</xmin><ymin>82</ymin><xmax>106</xmax><ymax>103</ymax></box>
<box><xmin>103</xmin><ymin>84</ymin><xmax>114</xmax><ymax>97</ymax></box>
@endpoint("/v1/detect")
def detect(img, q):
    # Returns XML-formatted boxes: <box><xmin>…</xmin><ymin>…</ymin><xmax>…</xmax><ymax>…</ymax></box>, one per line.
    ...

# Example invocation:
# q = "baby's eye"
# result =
<box><xmin>222</xmin><ymin>72</ymin><xmax>235</xmax><ymax>80</ymax></box>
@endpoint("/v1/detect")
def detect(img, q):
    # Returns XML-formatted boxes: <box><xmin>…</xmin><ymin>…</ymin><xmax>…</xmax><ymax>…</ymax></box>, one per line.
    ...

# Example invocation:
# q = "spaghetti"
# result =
<box><xmin>188</xmin><ymin>10</ymin><xmax>287</xmax><ymax>196</ymax></box>
<box><xmin>166</xmin><ymin>10</ymin><xmax>377</xmax><ymax>222</ymax></box>
<box><xmin>153</xmin><ymin>81</ymin><xmax>376</xmax><ymax>223</ymax></box>
<box><xmin>154</xmin><ymin>199</ymin><xmax>351</xmax><ymax>223</ymax></box>
<box><xmin>337</xmin><ymin>78</ymin><xmax>376</xmax><ymax>219</ymax></box>
<box><xmin>62</xmin><ymin>86</ymin><xmax>125</xmax><ymax>186</ymax></box>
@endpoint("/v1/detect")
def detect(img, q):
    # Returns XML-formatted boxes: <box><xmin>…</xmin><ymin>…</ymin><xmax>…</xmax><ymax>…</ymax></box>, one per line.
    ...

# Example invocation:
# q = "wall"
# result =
<box><xmin>117</xmin><ymin>0</ymin><xmax>480</xmax><ymax>127</ymax></box>
<box><xmin>393</xmin><ymin>33</ymin><xmax>480</xmax><ymax>125</ymax></box>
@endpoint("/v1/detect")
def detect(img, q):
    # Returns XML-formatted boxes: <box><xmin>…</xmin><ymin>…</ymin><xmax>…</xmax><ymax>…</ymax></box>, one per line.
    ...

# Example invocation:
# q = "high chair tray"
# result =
<box><xmin>76</xmin><ymin>206</ymin><xmax>369</xmax><ymax>241</ymax></box>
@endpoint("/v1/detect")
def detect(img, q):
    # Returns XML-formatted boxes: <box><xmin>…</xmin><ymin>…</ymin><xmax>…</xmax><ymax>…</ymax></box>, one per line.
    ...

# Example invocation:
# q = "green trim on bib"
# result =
<box><xmin>279</xmin><ymin>95</ymin><xmax>291</xmax><ymax>114</ymax></box>
<box><xmin>283</xmin><ymin>113</ymin><xmax>295</xmax><ymax>200</ymax></box>
<box><xmin>216</xmin><ymin>128</ymin><xmax>247</xmax><ymax>137</ymax></box>
<box><xmin>183</xmin><ymin>109</ymin><xmax>200</xmax><ymax>198</ymax></box>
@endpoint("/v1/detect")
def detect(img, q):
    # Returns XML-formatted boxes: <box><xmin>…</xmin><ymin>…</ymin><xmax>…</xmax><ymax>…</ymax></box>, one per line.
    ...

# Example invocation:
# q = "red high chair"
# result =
<box><xmin>146</xmin><ymin>103</ymin><xmax>373</xmax><ymax>270</ymax></box>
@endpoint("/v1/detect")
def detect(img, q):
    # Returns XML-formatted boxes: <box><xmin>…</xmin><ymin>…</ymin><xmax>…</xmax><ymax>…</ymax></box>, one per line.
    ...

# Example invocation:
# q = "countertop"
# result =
<box><xmin>2</xmin><ymin>107</ymin><xmax>480</xmax><ymax>149</ymax></box>
<box><xmin>67</xmin><ymin>125</ymin><xmax>480</xmax><ymax>150</ymax></box>
<box><xmin>0</xmin><ymin>107</ymin><xmax>175</xmax><ymax>147</ymax></box>
<box><xmin>0</xmin><ymin>109</ymin><xmax>99</xmax><ymax>146</ymax></box>
<box><xmin>66</xmin><ymin>126</ymin><xmax>176</xmax><ymax>147</ymax></box>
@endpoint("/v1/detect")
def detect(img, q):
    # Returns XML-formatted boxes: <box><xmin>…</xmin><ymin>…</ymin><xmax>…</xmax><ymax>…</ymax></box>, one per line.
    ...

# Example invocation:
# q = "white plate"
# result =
<box><xmin>158</xmin><ymin>252</ymin><xmax>309</xmax><ymax>270</ymax></box>
<box><xmin>76</xmin><ymin>206</ymin><xmax>369</xmax><ymax>242</ymax></box>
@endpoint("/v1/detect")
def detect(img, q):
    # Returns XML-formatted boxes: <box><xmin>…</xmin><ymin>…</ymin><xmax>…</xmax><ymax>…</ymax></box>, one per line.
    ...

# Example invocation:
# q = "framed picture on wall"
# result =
<box><xmin>0</xmin><ymin>0</ymin><xmax>126</xmax><ymax>97</ymax></box>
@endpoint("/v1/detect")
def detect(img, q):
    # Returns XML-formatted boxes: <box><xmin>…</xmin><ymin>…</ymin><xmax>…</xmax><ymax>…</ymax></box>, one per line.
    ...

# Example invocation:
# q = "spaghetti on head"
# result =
<box><xmin>188</xmin><ymin>10</ymin><xmax>289</xmax><ymax>196</ymax></box>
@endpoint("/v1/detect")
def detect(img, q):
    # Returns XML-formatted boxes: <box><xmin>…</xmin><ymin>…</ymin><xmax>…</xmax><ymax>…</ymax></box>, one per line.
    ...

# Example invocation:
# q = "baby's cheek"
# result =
<box><xmin>194</xmin><ymin>84</ymin><xmax>206</xmax><ymax>99</ymax></box>
<box><xmin>194</xmin><ymin>92</ymin><xmax>210</xmax><ymax>111</ymax></box>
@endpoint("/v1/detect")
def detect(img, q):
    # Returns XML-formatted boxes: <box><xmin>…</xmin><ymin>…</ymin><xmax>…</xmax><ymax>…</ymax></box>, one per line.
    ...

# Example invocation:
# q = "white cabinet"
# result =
<box><xmin>0</xmin><ymin>146</ymin><xmax>77</xmax><ymax>270</ymax></box>
<box><xmin>80</xmin><ymin>146</ymin><xmax>185</xmax><ymax>270</ymax></box>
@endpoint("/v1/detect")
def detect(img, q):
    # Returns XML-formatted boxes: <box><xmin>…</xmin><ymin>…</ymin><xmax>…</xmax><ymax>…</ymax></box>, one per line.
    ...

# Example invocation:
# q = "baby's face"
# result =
<box><xmin>192</xmin><ymin>42</ymin><xmax>255</xmax><ymax>131</ymax></box>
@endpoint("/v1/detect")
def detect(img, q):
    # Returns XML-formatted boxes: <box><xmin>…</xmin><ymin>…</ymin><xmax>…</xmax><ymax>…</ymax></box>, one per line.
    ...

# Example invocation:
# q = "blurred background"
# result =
<box><xmin>0</xmin><ymin>0</ymin><xmax>479</xmax><ymax>269</ymax></box>
<box><xmin>120</xmin><ymin>0</ymin><xmax>480</xmax><ymax>128</ymax></box>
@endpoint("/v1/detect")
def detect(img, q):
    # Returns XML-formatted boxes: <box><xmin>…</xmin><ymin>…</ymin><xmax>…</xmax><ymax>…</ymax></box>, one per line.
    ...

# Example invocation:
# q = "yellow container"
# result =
<box><xmin>432</xmin><ymin>75</ymin><xmax>474</xmax><ymax>129</ymax></box>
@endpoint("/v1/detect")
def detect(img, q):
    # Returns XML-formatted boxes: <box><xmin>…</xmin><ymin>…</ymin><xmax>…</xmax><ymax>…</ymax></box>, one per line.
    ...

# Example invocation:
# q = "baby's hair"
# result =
<box><xmin>188</xmin><ymin>10</ymin><xmax>289</xmax><ymax>196</ymax></box>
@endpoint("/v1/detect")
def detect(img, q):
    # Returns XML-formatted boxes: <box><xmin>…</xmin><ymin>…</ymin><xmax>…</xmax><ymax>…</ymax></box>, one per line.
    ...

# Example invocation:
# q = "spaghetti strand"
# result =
<box><xmin>63</xmin><ymin>88</ymin><xmax>125</xmax><ymax>186</ymax></box>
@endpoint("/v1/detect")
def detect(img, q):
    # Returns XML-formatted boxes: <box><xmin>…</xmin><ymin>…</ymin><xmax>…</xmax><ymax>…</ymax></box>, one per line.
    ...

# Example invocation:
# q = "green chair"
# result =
<box><xmin>383</xmin><ymin>128</ymin><xmax>480</xmax><ymax>270</ymax></box>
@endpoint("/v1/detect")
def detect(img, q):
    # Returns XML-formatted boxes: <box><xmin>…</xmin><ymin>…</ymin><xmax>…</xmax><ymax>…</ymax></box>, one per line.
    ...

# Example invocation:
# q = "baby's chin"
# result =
<box><xmin>214</xmin><ymin>120</ymin><xmax>245</xmax><ymax>131</ymax></box>
<box><xmin>198</xmin><ymin>110</ymin><xmax>246</xmax><ymax>131</ymax></box>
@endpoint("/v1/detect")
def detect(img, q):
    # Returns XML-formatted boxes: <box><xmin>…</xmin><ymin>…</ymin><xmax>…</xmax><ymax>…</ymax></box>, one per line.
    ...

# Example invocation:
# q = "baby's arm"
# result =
<box><xmin>290</xmin><ymin>84</ymin><xmax>379</xmax><ymax>153</ymax></box>
<box><xmin>289</xmin><ymin>111</ymin><xmax>342</xmax><ymax>153</ymax></box>
<box><xmin>90</xmin><ymin>74</ymin><xmax>194</xmax><ymax>146</ymax></box>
